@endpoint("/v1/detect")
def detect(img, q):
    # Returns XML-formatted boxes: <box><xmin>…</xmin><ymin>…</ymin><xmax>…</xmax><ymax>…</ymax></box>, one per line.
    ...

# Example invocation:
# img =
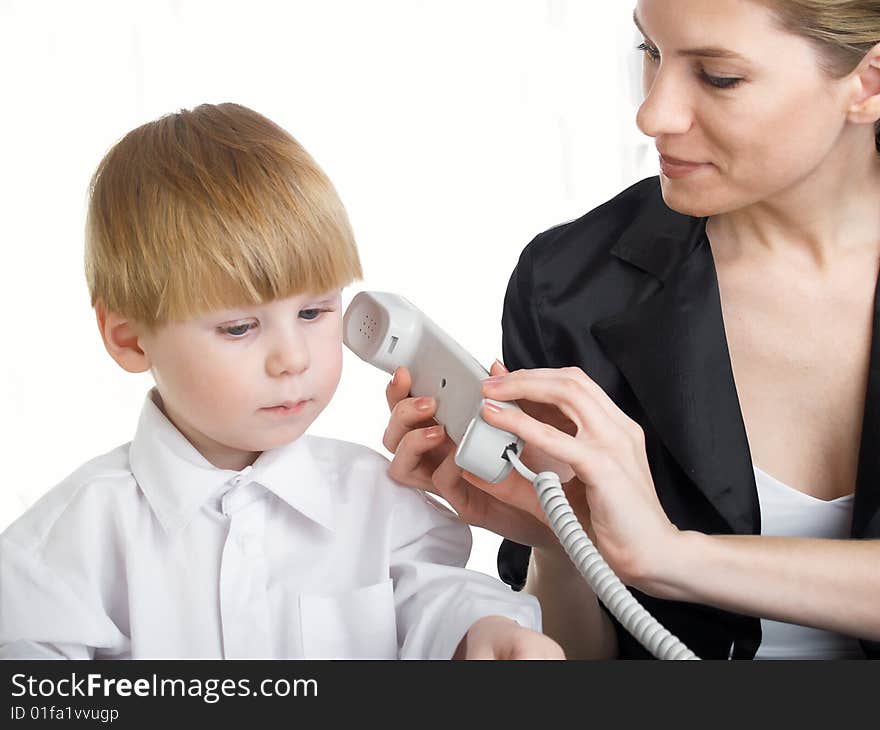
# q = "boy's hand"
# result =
<box><xmin>453</xmin><ymin>616</ymin><xmax>565</xmax><ymax>660</ymax></box>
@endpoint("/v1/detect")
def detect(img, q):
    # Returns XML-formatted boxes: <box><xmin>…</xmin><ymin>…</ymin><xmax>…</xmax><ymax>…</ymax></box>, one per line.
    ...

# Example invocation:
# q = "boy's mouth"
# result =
<box><xmin>260</xmin><ymin>399</ymin><xmax>310</xmax><ymax>415</ymax></box>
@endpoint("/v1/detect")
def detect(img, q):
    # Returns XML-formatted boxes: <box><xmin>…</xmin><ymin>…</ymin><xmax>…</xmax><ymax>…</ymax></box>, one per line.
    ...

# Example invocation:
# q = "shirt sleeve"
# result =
<box><xmin>387</xmin><ymin>486</ymin><xmax>542</xmax><ymax>659</ymax></box>
<box><xmin>0</xmin><ymin>536</ymin><xmax>128</xmax><ymax>659</ymax></box>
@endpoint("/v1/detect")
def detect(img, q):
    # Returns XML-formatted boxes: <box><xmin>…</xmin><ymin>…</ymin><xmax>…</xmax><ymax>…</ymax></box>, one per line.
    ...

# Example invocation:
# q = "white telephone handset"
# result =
<box><xmin>344</xmin><ymin>291</ymin><xmax>698</xmax><ymax>660</ymax></box>
<box><xmin>343</xmin><ymin>290</ymin><xmax>522</xmax><ymax>483</ymax></box>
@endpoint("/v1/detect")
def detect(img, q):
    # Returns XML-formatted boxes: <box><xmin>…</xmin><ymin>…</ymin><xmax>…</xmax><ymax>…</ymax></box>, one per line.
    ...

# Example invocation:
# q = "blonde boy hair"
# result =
<box><xmin>85</xmin><ymin>103</ymin><xmax>362</xmax><ymax>327</ymax></box>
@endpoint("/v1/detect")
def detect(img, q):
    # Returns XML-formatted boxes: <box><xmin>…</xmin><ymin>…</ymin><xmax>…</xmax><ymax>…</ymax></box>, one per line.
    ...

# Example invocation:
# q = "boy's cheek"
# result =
<box><xmin>318</xmin><ymin>342</ymin><xmax>344</xmax><ymax>390</ymax></box>
<box><xmin>156</xmin><ymin>353</ymin><xmax>232</xmax><ymax>406</ymax></box>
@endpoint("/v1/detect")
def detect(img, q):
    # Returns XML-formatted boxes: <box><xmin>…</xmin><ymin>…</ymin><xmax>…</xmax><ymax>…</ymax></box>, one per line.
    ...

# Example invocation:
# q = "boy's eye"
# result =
<box><xmin>299</xmin><ymin>308</ymin><xmax>329</xmax><ymax>321</ymax></box>
<box><xmin>220</xmin><ymin>321</ymin><xmax>257</xmax><ymax>337</ymax></box>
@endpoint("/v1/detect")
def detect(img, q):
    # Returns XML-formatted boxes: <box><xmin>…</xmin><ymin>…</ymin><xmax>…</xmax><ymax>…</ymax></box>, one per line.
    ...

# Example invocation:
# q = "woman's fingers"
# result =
<box><xmin>488</xmin><ymin>359</ymin><xmax>509</xmax><ymax>377</ymax></box>
<box><xmin>385</xmin><ymin>366</ymin><xmax>412</xmax><ymax>411</ymax></box>
<box><xmin>516</xmin><ymin>400</ymin><xmax>577</xmax><ymax>481</ymax></box>
<box><xmin>383</xmin><ymin>394</ymin><xmax>438</xmax><ymax>452</ymax></box>
<box><xmin>387</xmin><ymin>424</ymin><xmax>453</xmax><ymax>490</ymax></box>
<box><xmin>482</xmin><ymin>367</ymin><xmax>633</xmax><ymax>439</ymax></box>
<box><xmin>480</xmin><ymin>401</ymin><xmax>609</xmax><ymax>486</ymax></box>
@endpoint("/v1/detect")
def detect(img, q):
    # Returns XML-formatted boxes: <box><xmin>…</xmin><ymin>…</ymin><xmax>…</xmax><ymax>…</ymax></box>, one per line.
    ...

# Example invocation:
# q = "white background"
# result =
<box><xmin>0</xmin><ymin>1</ymin><xmax>656</xmax><ymax>577</ymax></box>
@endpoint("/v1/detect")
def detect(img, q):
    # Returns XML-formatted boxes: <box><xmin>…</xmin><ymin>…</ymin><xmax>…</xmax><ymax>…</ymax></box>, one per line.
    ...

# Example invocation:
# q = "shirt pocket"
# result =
<box><xmin>299</xmin><ymin>578</ymin><xmax>398</xmax><ymax>659</ymax></box>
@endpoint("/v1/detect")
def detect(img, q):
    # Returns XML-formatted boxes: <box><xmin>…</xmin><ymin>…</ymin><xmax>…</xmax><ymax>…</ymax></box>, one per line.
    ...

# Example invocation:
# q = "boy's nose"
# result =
<box><xmin>265</xmin><ymin>335</ymin><xmax>310</xmax><ymax>377</ymax></box>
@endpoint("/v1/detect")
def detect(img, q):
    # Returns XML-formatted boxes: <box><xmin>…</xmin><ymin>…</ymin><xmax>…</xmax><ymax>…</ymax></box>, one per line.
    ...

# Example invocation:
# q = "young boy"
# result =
<box><xmin>0</xmin><ymin>103</ymin><xmax>560</xmax><ymax>660</ymax></box>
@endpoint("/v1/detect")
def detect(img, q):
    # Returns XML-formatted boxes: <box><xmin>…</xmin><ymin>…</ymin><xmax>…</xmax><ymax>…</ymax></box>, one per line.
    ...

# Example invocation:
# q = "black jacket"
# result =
<box><xmin>497</xmin><ymin>176</ymin><xmax>880</xmax><ymax>659</ymax></box>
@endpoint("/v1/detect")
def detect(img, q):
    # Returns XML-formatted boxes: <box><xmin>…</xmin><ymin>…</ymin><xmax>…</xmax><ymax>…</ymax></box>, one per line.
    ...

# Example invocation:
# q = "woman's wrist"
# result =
<box><xmin>636</xmin><ymin>529</ymin><xmax>705</xmax><ymax>601</ymax></box>
<box><xmin>531</xmin><ymin>525</ymin><xmax>708</xmax><ymax>605</ymax></box>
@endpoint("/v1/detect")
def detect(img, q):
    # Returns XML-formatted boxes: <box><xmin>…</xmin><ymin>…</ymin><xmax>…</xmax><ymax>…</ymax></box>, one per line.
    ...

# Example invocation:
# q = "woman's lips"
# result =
<box><xmin>658</xmin><ymin>154</ymin><xmax>709</xmax><ymax>179</ymax></box>
<box><xmin>260</xmin><ymin>400</ymin><xmax>310</xmax><ymax>416</ymax></box>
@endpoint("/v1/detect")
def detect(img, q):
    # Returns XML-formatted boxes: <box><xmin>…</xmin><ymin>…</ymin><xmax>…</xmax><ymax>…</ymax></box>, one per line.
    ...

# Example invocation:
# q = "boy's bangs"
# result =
<box><xmin>156</xmin><ymin>224</ymin><xmax>362</xmax><ymax>322</ymax></box>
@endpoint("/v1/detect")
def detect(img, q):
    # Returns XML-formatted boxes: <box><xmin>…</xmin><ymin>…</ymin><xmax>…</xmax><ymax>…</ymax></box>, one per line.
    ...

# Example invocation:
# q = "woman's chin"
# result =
<box><xmin>657</xmin><ymin>180</ymin><xmax>733</xmax><ymax>219</ymax></box>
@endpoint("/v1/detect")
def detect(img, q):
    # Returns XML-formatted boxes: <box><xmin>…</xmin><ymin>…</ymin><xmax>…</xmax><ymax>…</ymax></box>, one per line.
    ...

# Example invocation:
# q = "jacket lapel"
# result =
<box><xmin>853</xmin><ymin>273</ymin><xmax>880</xmax><ymax>538</ymax></box>
<box><xmin>591</xmin><ymin>196</ymin><xmax>760</xmax><ymax>535</ymax></box>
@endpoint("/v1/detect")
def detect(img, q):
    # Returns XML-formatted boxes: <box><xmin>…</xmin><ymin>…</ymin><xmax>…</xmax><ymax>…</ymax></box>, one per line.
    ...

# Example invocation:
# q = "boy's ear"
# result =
<box><xmin>95</xmin><ymin>303</ymin><xmax>152</xmax><ymax>373</ymax></box>
<box><xmin>847</xmin><ymin>42</ymin><xmax>880</xmax><ymax>126</ymax></box>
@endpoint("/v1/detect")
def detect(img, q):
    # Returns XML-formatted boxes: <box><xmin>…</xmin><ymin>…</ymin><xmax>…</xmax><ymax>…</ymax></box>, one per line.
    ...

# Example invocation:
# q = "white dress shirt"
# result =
<box><xmin>0</xmin><ymin>392</ymin><xmax>540</xmax><ymax>659</ymax></box>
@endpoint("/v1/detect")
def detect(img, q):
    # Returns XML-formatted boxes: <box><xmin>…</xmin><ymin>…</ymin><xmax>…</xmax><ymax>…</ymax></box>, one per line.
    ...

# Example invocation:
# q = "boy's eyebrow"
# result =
<box><xmin>304</xmin><ymin>291</ymin><xmax>342</xmax><ymax>306</ymax></box>
<box><xmin>632</xmin><ymin>10</ymin><xmax>747</xmax><ymax>61</ymax></box>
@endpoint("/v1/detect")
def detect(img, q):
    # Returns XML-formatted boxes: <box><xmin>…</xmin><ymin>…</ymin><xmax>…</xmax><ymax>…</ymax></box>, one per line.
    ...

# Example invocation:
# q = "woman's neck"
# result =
<box><xmin>707</xmin><ymin>138</ymin><xmax>880</xmax><ymax>268</ymax></box>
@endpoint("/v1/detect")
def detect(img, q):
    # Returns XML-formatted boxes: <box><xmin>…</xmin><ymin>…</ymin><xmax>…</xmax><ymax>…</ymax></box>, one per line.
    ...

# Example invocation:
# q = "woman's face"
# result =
<box><xmin>635</xmin><ymin>0</ymin><xmax>862</xmax><ymax>217</ymax></box>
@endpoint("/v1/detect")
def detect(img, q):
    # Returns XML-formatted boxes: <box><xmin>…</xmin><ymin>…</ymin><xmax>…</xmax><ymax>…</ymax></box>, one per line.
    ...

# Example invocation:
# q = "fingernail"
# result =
<box><xmin>415</xmin><ymin>397</ymin><xmax>434</xmax><ymax>411</ymax></box>
<box><xmin>391</xmin><ymin>370</ymin><xmax>398</xmax><ymax>386</ymax></box>
<box><xmin>493</xmin><ymin>359</ymin><xmax>509</xmax><ymax>373</ymax></box>
<box><xmin>426</xmin><ymin>425</ymin><xmax>444</xmax><ymax>438</ymax></box>
<box><xmin>481</xmin><ymin>375</ymin><xmax>505</xmax><ymax>386</ymax></box>
<box><xmin>483</xmin><ymin>401</ymin><xmax>502</xmax><ymax>414</ymax></box>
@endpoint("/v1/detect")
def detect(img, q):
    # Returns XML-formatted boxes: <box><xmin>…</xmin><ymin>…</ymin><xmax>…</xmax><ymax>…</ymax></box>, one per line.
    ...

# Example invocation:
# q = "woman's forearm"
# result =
<box><xmin>646</xmin><ymin>531</ymin><xmax>880</xmax><ymax>640</ymax></box>
<box><xmin>526</xmin><ymin>545</ymin><xmax>618</xmax><ymax>659</ymax></box>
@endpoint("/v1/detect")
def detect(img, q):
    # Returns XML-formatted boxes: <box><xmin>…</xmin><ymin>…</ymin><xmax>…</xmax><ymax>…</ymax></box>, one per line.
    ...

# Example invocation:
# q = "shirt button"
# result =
<box><xmin>229</xmin><ymin>465</ymin><xmax>253</xmax><ymax>487</ymax></box>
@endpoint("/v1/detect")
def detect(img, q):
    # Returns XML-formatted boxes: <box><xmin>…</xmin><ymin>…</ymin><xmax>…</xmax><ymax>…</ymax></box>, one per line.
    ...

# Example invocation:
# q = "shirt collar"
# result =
<box><xmin>129</xmin><ymin>390</ymin><xmax>336</xmax><ymax>535</ymax></box>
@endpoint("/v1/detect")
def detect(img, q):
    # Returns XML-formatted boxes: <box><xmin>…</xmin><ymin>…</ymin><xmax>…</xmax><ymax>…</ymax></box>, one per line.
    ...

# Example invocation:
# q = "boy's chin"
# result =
<box><xmin>246</xmin><ymin>424</ymin><xmax>313</xmax><ymax>452</ymax></box>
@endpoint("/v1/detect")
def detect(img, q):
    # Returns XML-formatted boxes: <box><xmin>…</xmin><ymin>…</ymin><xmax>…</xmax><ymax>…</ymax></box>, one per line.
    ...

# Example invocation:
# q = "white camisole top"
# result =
<box><xmin>752</xmin><ymin>466</ymin><xmax>864</xmax><ymax>659</ymax></box>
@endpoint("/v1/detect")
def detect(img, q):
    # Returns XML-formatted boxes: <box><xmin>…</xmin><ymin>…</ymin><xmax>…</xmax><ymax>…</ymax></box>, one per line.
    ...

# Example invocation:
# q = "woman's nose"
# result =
<box><xmin>636</xmin><ymin>68</ymin><xmax>693</xmax><ymax>138</ymax></box>
<box><xmin>265</xmin><ymin>332</ymin><xmax>310</xmax><ymax>377</ymax></box>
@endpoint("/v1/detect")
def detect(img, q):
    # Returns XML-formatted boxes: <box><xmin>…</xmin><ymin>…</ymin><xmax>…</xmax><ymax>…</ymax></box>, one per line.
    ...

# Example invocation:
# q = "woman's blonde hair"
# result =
<box><xmin>85</xmin><ymin>103</ymin><xmax>362</xmax><ymax>327</ymax></box>
<box><xmin>764</xmin><ymin>1</ymin><xmax>880</xmax><ymax>149</ymax></box>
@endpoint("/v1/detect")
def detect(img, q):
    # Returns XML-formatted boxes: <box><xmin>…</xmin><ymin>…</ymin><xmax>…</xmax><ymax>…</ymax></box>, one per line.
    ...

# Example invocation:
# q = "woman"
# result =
<box><xmin>383</xmin><ymin>0</ymin><xmax>880</xmax><ymax>659</ymax></box>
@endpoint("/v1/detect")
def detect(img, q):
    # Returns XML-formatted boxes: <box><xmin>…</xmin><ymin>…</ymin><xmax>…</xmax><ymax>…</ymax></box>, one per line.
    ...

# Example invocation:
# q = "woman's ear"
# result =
<box><xmin>847</xmin><ymin>42</ymin><xmax>880</xmax><ymax>125</ymax></box>
<box><xmin>95</xmin><ymin>302</ymin><xmax>152</xmax><ymax>373</ymax></box>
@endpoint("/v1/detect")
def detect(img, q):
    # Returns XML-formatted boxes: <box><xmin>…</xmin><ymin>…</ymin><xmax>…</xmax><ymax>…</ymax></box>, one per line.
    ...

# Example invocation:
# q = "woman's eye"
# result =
<box><xmin>637</xmin><ymin>41</ymin><xmax>660</xmax><ymax>62</ymax></box>
<box><xmin>220</xmin><ymin>322</ymin><xmax>256</xmax><ymax>337</ymax></box>
<box><xmin>700</xmin><ymin>70</ymin><xmax>744</xmax><ymax>89</ymax></box>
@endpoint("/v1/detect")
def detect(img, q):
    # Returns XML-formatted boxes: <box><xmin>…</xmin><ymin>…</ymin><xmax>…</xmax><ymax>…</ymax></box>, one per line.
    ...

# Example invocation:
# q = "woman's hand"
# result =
<box><xmin>383</xmin><ymin>362</ymin><xmax>589</xmax><ymax>549</ymax></box>
<box><xmin>480</xmin><ymin>367</ymin><xmax>683</xmax><ymax>591</ymax></box>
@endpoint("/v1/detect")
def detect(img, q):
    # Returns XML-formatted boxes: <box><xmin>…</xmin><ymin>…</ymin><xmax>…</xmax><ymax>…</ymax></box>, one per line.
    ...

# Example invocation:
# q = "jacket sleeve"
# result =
<box><xmin>501</xmin><ymin>240</ymin><xmax>550</xmax><ymax>373</ymax></box>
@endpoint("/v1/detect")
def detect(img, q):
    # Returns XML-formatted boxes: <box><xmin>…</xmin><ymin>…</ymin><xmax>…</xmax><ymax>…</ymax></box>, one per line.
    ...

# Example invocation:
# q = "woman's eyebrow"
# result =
<box><xmin>633</xmin><ymin>10</ymin><xmax>747</xmax><ymax>61</ymax></box>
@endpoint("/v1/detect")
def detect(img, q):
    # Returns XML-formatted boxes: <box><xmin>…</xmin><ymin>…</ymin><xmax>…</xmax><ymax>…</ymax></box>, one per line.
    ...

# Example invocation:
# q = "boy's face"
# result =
<box><xmin>138</xmin><ymin>290</ymin><xmax>344</xmax><ymax>470</ymax></box>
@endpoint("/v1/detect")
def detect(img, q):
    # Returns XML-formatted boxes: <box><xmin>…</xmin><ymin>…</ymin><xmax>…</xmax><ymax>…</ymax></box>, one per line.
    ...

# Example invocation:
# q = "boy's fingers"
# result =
<box><xmin>385</xmin><ymin>367</ymin><xmax>412</xmax><ymax>411</ymax></box>
<box><xmin>502</xmin><ymin>629</ymin><xmax>563</xmax><ymax>660</ymax></box>
<box><xmin>464</xmin><ymin>642</ymin><xmax>496</xmax><ymax>660</ymax></box>
<box><xmin>383</xmin><ymin>396</ymin><xmax>437</xmax><ymax>452</ymax></box>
